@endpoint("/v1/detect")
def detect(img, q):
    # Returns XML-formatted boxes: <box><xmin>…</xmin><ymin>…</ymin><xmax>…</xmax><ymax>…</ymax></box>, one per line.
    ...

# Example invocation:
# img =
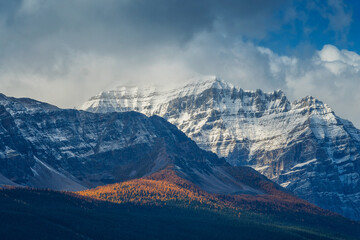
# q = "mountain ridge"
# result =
<box><xmin>0</xmin><ymin>92</ymin><xmax>283</xmax><ymax>198</ymax></box>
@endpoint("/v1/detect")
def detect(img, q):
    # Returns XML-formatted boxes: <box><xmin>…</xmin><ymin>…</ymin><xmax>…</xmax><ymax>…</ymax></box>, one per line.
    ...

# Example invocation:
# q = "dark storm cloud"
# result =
<box><xmin>0</xmin><ymin>0</ymin><xmax>287</xmax><ymax>53</ymax></box>
<box><xmin>0</xmin><ymin>0</ymin><xmax>289</xmax><ymax>78</ymax></box>
<box><xmin>0</xmin><ymin>0</ymin><xmax>290</xmax><ymax>89</ymax></box>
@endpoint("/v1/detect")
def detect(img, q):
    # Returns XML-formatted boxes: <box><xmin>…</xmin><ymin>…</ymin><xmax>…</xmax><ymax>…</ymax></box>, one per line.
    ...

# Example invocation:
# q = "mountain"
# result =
<box><xmin>0</xmin><ymin>93</ymin><xmax>229</xmax><ymax>192</ymax></box>
<box><xmin>2</xmin><ymin>187</ymin><xmax>360</xmax><ymax>240</ymax></box>
<box><xmin>0</xmin><ymin>92</ymin><xmax>287</xmax><ymax>197</ymax></box>
<box><xmin>2</xmin><ymin>93</ymin><xmax>360</xmax><ymax>239</ymax></box>
<box><xmin>80</xmin><ymin>76</ymin><xmax>360</xmax><ymax>220</ymax></box>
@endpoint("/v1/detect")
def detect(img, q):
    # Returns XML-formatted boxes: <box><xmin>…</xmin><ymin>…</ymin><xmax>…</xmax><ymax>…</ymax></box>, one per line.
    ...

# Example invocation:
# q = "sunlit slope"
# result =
<box><xmin>78</xmin><ymin>169</ymin><xmax>360</xmax><ymax>239</ymax></box>
<box><xmin>0</xmin><ymin>188</ymin><xmax>359</xmax><ymax>240</ymax></box>
<box><xmin>79</xmin><ymin>168</ymin><xmax>328</xmax><ymax>215</ymax></box>
<box><xmin>80</xmin><ymin>169</ymin><xmax>227</xmax><ymax>210</ymax></box>
<box><xmin>1</xmin><ymin>187</ymin><xmax>360</xmax><ymax>240</ymax></box>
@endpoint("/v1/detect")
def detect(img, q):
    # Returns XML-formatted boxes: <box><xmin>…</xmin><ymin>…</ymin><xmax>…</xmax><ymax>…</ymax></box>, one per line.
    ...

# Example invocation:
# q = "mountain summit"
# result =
<box><xmin>80</xmin><ymin>77</ymin><xmax>360</xmax><ymax>220</ymax></box>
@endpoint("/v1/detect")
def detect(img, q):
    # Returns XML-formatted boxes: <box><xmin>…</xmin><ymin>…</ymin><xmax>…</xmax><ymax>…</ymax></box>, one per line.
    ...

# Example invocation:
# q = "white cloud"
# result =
<box><xmin>1</xmin><ymin>23</ymin><xmax>359</xmax><ymax>127</ymax></box>
<box><xmin>280</xmin><ymin>45</ymin><xmax>360</xmax><ymax>127</ymax></box>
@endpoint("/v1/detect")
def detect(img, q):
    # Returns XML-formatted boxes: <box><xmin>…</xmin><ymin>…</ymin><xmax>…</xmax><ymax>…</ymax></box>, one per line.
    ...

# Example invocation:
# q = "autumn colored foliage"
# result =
<box><xmin>3</xmin><ymin>187</ymin><xmax>359</xmax><ymax>240</ymax></box>
<box><xmin>79</xmin><ymin>169</ymin><xmax>228</xmax><ymax>210</ymax></box>
<box><xmin>79</xmin><ymin>168</ymin><xmax>335</xmax><ymax>219</ymax></box>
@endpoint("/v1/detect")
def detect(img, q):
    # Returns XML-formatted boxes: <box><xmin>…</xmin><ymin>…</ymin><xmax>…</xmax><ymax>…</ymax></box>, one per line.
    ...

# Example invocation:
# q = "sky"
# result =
<box><xmin>1</xmin><ymin>0</ymin><xmax>360</xmax><ymax>126</ymax></box>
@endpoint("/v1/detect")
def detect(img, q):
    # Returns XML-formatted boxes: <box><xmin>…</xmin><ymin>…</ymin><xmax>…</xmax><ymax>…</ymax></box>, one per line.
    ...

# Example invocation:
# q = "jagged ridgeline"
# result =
<box><xmin>80</xmin><ymin>76</ymin><xmax>360</xmax><ymax>221</ymax></box>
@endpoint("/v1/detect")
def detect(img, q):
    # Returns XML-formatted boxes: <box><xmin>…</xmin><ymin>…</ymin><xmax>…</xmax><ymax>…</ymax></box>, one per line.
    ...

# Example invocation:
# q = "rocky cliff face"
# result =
<box><xmin>80</xmin><ymin>77</ymin><xmax>360</xmax><ymax>220</ymax></box>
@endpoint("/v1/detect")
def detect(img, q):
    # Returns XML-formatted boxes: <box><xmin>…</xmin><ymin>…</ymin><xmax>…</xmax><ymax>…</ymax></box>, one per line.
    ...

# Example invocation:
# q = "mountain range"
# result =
<box><xmin>0</xmin><ymin>92</ymin><xmax>304</xmax><ymax>198</ymax></box>
<box><xmin>1</xmin><ymin>89</ymin><xmax>360</xmax><ymax>238</ymax></box>
<box><xmin>80</xmin><ymin>76</ymin><xmax>360</xmax><ymax>221</ymax></box>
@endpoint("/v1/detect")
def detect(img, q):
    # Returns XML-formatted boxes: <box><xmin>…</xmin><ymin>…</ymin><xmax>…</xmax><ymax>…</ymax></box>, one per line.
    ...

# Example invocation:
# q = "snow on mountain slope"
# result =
<box><xmin>80</xmin><ymin>76</ymin><xmax>360</xmax><ymax>220</ymax></box>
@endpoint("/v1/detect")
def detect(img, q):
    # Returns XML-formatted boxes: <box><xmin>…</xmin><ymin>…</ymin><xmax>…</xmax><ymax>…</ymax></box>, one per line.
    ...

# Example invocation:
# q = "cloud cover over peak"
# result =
<box><xmin>0</xmin><ymin>0</ymin><xmax>359</xmax><ymax>126</ymax></box>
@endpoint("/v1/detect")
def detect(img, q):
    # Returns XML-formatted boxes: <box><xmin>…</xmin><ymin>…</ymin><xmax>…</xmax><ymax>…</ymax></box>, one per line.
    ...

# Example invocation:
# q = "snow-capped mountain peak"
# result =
<box><xmin>79</xmin><ymin>77</ymin><xmax>360</xmax><ymax>220</ymax></box>
<box><xmin>181</xmin><ymin>76</ymin><xmax>233</xmax><ymax>92</ymax></box>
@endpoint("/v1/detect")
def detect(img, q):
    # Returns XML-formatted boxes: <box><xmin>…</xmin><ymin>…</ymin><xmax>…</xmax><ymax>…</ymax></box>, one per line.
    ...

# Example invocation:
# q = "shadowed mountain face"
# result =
<box><xmin>80</xmin><ymin>77</ymin><xmax>360</xmax><ymax>220</ymax></box>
